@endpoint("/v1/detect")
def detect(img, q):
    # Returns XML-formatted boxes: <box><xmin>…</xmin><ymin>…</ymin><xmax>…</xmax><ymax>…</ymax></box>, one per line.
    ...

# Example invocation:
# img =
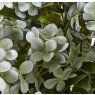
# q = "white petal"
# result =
<box><xmin>0</xmin><ymin>61</ymin><xmax>11</xmax><ymax>72</ymax></box>
<box><xmin>26</xmin><ymin>31</ymin><xmax>35</xmax><ymax>43</ymax></box>
<box><xmin>20</xmin><ymin>76</ymin><xmax>28</xmax><ymax>93</ymax></box>
<box><xmin>44</xmin><ymin>24</ymin><xmax>58</xmax><ymax>36</ymax></box>
<box><xmin>30</xmin><ymin>37</ymin><xmax>44</xmax><ymax>50</ymax></box>
<box><xmin>6</xmin><ymin>49</ymin><xmax>18</xmax><ymax>60</ymax></box>
<box><xmin>28</xmin><ymin>5</ymin><xmax>38</xmax><ymax>16</ymax></box>
<box><xmin>4</xmin><ymin>2</ymin><xmax>13</xmax><ymax>8</ymax></box>
<box><xmin>0</xmin><ymin>48</ymin><xmax>6</xmax><ymax>60</ymax></box>
<box><xmin>0</xmin><ymin>3</ymin><xmax>4</xmax><ymax>10</ymax></box>
<box><xmin>45</xmin><ymin>39</ymin><xmax>57</xmax><ymax>51</ymax></box>
<box><xmin>31</xmin><ymin>27</ymin><xmax>39</xmax><ymax>37</ymax></box>
<box><xmin>0</xmin><ymin>38</ymin><xmax>13</xmax><ymax>50</ymax></box>
<box><xmin>18</xmin><ymin>2</ymin><xmax>30</xmax><ymax>12</ymax></box>
<box><xmin>15</xmin><ymin>8</ymin><xmax>26</xmax><ymax>19</ymax></box>
<box><xmin>32</xmin><ymin>2</ymin><xmax>42</xmax><ymax>7</ymax></box>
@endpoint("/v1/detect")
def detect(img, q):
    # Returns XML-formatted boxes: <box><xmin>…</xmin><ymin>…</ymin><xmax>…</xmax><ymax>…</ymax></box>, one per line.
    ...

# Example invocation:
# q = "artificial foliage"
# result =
<box><xmin>0</xmin><ymin>2</ymin><xmax>95</xmax><ymax>94</ymax></box>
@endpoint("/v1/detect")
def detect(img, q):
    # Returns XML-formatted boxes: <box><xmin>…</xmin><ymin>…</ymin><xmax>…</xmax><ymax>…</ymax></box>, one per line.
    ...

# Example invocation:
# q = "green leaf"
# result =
<box><xmin>67</xmin><ymin>29</ymin><xmax>73</xmax><ymax>42</ymax></box>
<box><xmin>67</xmin><ymin>4</ymin><xmax>76</xmax><ymax>20</ymax></box>
<box><xmin>42</xmin><ymin>2</ymin><xmax>54</xmax><ymax>7</ymax></box>
<box><xmin>0</xmin><ymin>48</ymin><xmax>6</xmax><ymax>60</ymax></box>
<box><xmin>82</xmin><ymin>62</ymin><xmax>95</xmax><ymax>73</ymax></box>
<box><xmin>56</xmin><ymin>80</ymin><xmax>65</xmax><ymax>91</ymax></box>
<box><xmin>43</xmin><ymin>52</ymin><xmax>54</xmax><ymax>62</ymax></box>
<box><xmin>86</xmin><ymin>21</ymin><xmax>95</xmax><ymax>30</ymax></box>
<box><xmin>82</xmin><ymin>41</ymin><xmax>95</xmax><ymax>62</ymax></box>
<box><xmin>73</xmin><ymin>57</ymin><xmax>82</xmax><ymax>70</ymax></box>
<box><xmin>69</xmin><ymin>74</ymin><xmax>77</xmax><ymax>78</ymax></box>
<box><xmin>18</xmin><ymin>2</ymin><xmax>30</xmax><ymax>12</ymax></box>
<box><xmin>31</xmin><ymin>37</ymin><xmax>44</xmax><ymax>50</ymax></box>
<box><xmin>26</xmin><ymin>31</ymin><xmax>35</xmax><ymax>43</ymax></box>
<box><xmin>43</xmin><ymin>55</ymin><xmax>62</xmax><ymax>72</ymax></box>
<box><xmin>38</xmin><ymin>13</ymin><xmax>60</xmax><ymax>25</ymax></box>
<box><xmin>67</xmin><ymin>74</ymin><xmax>87</xmax><ymax>86</ymax></box>
<box><xmin>77</xmin><ymin>77</ymin><xmax>91</xmax><ymax>93</ymax></box>
<box><xmin>32</xmin><ymin>2</ymin><xmax>42</xmax><ymax>7</ymax></box>
<box><xmin>44</xmin><ymin>78</ymin><xmax>58</xmax><ymax>89</ymax></box>
<box><xmin>19</xmin><ymin>61</ymin><xmax>33</xmax><ymax>74</ymax></box>
<box><xmin>20</xmin><ymin>76</ymin><xmax>28</xmax><ymax>93</ymax></box>
<box><xmin>63</xmin><ymin>68</ymin><xmax>73</xmax><ymax>80</ymax></box>
<box><xmin>45</xmin><ymin>39</ymin><xmax>57</xmax><ymax>51</ymax></box>
<box><xmin>4</xmin><ymin>67</ymin><xmax>19</xmax><ymax>83</ymax></box>
<box><xmin>0</xmin><ymin>77</ymin><xmax>6</xmax><ymax>91</ymax></box>
<box><xmin>0</xmin><ymin>38</ymin><xmax>13</xmax><ymax>50</ymax></box>
<box><xmin>53</xmin><ymin>36</ymin><xmax>67</xmax><ymax>44</ymax></box>
<box><xmin>5</xmin><ymin>49</ymin><xmax>18</xmax><ymax>60</ymax></box>
<box><xmin>0</xmin><ymin>61</ymin><xmax>11</xmax><ymax>72</ymax></box>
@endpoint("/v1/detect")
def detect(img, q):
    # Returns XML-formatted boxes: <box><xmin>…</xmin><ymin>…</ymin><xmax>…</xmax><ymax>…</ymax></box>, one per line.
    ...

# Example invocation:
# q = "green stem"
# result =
<box><xmin>41</xmin><ymin>70</ymin><xmax>48</xmax><ymax>76</ymax></box>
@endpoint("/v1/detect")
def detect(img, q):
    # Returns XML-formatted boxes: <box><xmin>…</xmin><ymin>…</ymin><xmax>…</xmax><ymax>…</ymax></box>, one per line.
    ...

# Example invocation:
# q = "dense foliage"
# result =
<box><xmin>0</xmin><ymin>2</ymin><xmax>95</xmax><ymax>94</ymax></box>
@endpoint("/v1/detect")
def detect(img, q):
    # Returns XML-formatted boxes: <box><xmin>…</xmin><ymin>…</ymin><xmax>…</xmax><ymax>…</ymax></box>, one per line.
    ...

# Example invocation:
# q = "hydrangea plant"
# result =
<box><xmin>0</xmin><ymin>2</ymin><xmax>95</xmax><ymax>94</ymax></box>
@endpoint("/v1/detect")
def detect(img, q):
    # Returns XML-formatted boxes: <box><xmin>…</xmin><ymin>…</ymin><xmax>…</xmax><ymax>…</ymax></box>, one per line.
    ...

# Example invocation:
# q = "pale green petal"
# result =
<box><xmin>18</xmin><ymin>2</ymin><xmax>30</xmax><ymax>12</ymax></box>
<box><xmin>4</xmin><ymin>67</ymin><xmax>19</xmax><ymax>83</ymax></box>
<box><xmin>28</xmin><ymin>5</ymin><xmax>38</xmax><ymax>16</ymax></box>
<box><xmin>53</xmin><ymin>36</ymin><xmax>67</xmax><ymax>44</ymax></box>
<box><xmin>44</xmin><ymin>78</ymin><xmax>58</xmax><ymax>89</ymax></box>
<box><xmin>20</xmin><ymin>76</ymin><xmax>28</xmax><ymax>93</ymax></box>
<box><xmin>0</xmin><ymin>77</ymin><xmax>6</xmax><ymax>91</ymax></box>
<box><xmin>16</xmin><ymin>20</ymin><xmax>26</xmax><ymax>29</ymax></box>
<box><xmin>9</xmin><ymin>84</ymin><xmax>20</xmax><ymax>94</ymax></box>
<box><xmin>26</xmin><ymin>31</ymin><xmax>35</xmax><ymax>43</ymax></box>
<box><xmin>30</xmin><ymin>51</ymin><xmax>44</xmax><ymax>62</ymax></box>
<box><xmin>0</xmin><ymin>48</ymin><xmax>6</xmax><ymax>60</ymax></box>
<box><xmin>43</xmin><ymin>52</ymin><xmax>54</xmax><ymax>62</ymax></box>
<box><xmin>45</xmin><ymin>39</ymin><xmax>57</xmax><ymax>51</ymax></box>
<box><xmin>19</xmin><ymin>61</ymin><xmax>33</xmax><ymax>74</ymax></box>
<box><xmin>31</xmin><ymin>37</ymin><xmax>44</xmax><ymax>50</ymax></box>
